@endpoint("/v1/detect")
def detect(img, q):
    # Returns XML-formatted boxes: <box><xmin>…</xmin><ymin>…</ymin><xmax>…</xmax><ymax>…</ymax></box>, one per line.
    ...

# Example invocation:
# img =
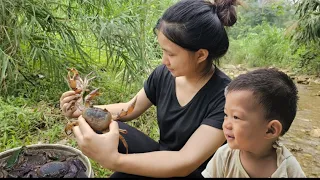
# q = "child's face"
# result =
<box><xmin>223</xmin><ymin>90</ymin><xmax>269</xmax><ymax>150</ymax></box>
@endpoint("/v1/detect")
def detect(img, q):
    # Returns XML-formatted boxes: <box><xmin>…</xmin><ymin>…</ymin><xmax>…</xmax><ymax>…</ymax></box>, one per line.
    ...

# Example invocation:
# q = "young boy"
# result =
<box><xmin>202</xmin><ymin>68</ymin><xmax>306</xmax><ymax>178</ymax></box>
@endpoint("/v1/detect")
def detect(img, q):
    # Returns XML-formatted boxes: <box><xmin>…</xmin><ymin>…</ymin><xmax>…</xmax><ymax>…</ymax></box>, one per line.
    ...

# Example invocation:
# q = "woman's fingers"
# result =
<box><xmin>109</xmin><ymin>120</ymin><xmax>120</xmax><ymax>134</ymax></box>
<box><xmin>73</xmin><ymin>116</ymin><xmax>96</xmax><ymax>156</ymax></box>
<box><xmin>64</xmin><ymin>100</ymin><xmax>76</xmax><ymax>111</ymax></box>
<box><xmin>60</xmin><ymin>91</ymin><xmax>76</xmax><ymax>102</ymax></box>
<box><xmin>60</xmin><ymin>91</ymin><xmax>82</xmax><ymax>118</ymax></box>
<box><xmin>72</xmin><ymin>116</ymin><xmax>121</xmax><ymax>169</ymax></box>
<box><xmin>72</xmin><ymin>125</ymin><xmax>83</xmax><ymax>143</ymax></box>
<box><xmin>78</xmin><ymin>115</ymin><xmax>95</xmax><ymax>135</ymax></box>
<box><xmin>62</xmin><ymin>103</ymin><xmax>77</xmax><ymax>117</ymax></box>
<box><xmin>60</xmin><ymin>94</ymin><xmax>80</xmax><ymax>108</ymax></box>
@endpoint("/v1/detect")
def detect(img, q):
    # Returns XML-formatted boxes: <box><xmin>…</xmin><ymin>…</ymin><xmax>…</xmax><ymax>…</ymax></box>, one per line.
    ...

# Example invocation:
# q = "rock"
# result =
<box><xmin>288</xmin><ymin>146</ymin><xmax>303</xmax><ymax>152</ymax></box>
<box><xmin>300</xmin><ymin>118</ymin><xmax>311</xmax><ymax>122</ymax></box>
<box><xmin>236</xmin><ymin>64</ymin><xmax>243</xmax><ymax>70</ymax></box>
<box><xmin>314</xmin><ymin>78</ymin><xmax>320</xmax><ymax>84</ymax></box>
<box><xmin>286</xmin><ymin>72</ymin><xmax>296</xmax><ymax>77</ymax></box>
<box><xmin>222</xmin><ymin>64</ymin><xmax>237</xmax><ymax>69</ymax></box>
<box><xmin>296</xmin><ymin>76</ymin><xmax>309</xmax><ymax>84</ymax></box>
<box><xmin>302</xmin><ymin>153</ymin><xmax>313</xmax><ymax>159</ymax></box>
<box><xmin>310</xmin><ymin>129</ymin><xmax>320</xmax><ymax>138</ymax></box>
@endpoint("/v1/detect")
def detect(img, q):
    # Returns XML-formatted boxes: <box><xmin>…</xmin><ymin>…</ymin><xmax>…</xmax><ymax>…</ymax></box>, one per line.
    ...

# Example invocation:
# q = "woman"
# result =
<box><xmin>60</xmin><ymin>0</ymin><xmax>239</xmax><ymax>178</ymax></box>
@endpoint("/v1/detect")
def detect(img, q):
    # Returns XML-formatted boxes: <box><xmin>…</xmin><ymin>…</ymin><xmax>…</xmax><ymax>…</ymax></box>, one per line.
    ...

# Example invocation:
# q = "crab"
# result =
<box><xmin>64</xmin><ymin>68</ymin><xmax>136</xmax><ymax>154</ymax></box>
<box><xmin>24</xmin><ymin>158</ymin><xmax>87</xmax><ymax>178</ymax></box>
<box><xmin>0</xmin><ymin>147</ymin><xmax>87</xmax><ymax>178</ymax></box>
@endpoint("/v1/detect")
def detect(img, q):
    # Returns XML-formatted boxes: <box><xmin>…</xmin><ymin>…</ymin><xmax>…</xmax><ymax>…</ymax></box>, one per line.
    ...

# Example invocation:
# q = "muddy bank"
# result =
<box><xmin>220</xmin><ymin>64</ymin><xmax>320</xmax><ymax>178</ymax></box>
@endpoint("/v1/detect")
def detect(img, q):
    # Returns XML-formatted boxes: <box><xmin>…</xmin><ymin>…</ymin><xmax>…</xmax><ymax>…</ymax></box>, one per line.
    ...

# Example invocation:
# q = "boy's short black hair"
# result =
<box><xmin>226</xmin><ymin>68</ymin><xmax>298</xmax><ymax>136</ymax></box>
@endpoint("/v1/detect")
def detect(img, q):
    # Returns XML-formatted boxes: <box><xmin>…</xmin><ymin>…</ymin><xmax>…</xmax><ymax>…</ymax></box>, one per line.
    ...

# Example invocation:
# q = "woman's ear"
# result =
<box><xmin>195</xmin><ymin>49</ymin><xmax>209</xmax><ymax>64</ymax></box>
<box><xmin>265</xmin><ymin>120</ymin><xmax>282</xmax><ymax>139</ymax></box>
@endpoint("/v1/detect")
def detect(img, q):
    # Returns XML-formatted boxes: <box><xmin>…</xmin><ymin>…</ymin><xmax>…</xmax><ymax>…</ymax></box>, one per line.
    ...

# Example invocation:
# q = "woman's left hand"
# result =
<box><xmin>72</xmin><ymin>115</ymin><xmax>121</xmax><ymax>170</ymax></box>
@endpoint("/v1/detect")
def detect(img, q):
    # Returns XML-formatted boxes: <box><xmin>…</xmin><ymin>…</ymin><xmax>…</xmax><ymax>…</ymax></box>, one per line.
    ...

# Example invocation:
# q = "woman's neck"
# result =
<box><xmin>183</xmin><ymin>65</ymin><xmax>215</xmax><ymax>86</ymax></box>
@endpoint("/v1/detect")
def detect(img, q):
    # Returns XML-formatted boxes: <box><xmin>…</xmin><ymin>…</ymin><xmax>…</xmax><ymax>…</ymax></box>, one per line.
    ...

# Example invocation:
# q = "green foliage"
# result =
<box><xmin>90</xmin><ymin>69</ymin><xmax>144</xmax><ymax>105</ymax></box>
<box><xmin>90</xmin><ymin>160</ymin><xmax>113</xmax><ymax>177</ymax></box>
<box><xmin>291</xmin><ymin>43</ymin><xmax>320</xmax><ymax>75</ymax></box>
<box><xmin>0</xmin><ymin>0</ymin><xmax>175</xmax><ymax>101</ymax></box>
<box><xmin>224</xmin><ymin>23</ymin><xmax>292</xmax><ymax>68</ymax></box>
<box><xmin>225</xmin><ymin>0</ymin><xmax>320</xmax><ymax>75</ymax></box>
<box><xmin>0</xmin><ymin>0</ymin><xmax>88</xmax><ymax>97</ymax></box>
<box><xmin>287</xmin><ymin>0</ymin><xmax>320</xmax><ymax>74</ymax></box>
<box><xmin>228</xmin><ymin>0</ymin><xmax>296</xmax><ymax>39</ymax></box>
<box><xmin>292</xmin><ymin>0</ymin><xmax>320</xmax><ymax>45</ymax></box>
<box><xmin>0</xmin><ymin>97</ymin><xmax>65</xmax><ymax>152</ymax></box>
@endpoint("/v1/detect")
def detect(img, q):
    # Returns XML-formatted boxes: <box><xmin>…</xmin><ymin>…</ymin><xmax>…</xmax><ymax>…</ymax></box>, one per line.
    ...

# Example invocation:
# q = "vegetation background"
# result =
<box><xmin>0</xmin><ymin>0</ymin><xmax>319</xmax><ymax>177</ymax></box>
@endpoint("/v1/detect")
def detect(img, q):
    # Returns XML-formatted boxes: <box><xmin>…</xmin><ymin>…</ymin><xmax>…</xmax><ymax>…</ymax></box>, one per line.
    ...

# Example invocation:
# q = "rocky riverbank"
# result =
<box><xmin>220</xmin><ymin>64</ymin><xmax>320</xmax><ymax>96</ymax></box>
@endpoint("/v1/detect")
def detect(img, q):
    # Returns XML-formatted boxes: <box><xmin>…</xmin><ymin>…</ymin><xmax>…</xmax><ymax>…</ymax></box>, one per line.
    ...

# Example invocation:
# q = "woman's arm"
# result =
<box><xmin>109</xmin><ymin>124</ymin><xmax>226</xmax><ymax>177</ymax></box>
<box><xmin>60</xmin><ymin>88</ymin><xmax>152</xmax><ymax>120</ymax></box>
<box><xmin>72</xmin><ymin>89</ymin><xmax>226</xmax><ymax>178</ymax></box>
<box><xmin>95</xmin><ymin>88</ymin><xmax>152</xmax><ymax>122</ymax></box>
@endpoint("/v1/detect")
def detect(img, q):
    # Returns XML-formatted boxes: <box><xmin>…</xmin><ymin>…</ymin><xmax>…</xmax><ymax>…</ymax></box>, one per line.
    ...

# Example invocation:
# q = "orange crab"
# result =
<box><xmin>64</xmin><ymin>68</ymin><xmax>136</xmax><ymax>154</ymax></box>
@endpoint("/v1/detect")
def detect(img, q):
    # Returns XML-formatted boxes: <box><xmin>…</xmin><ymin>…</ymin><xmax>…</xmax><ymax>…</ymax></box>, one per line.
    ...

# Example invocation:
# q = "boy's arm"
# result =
<box><xmin>201</xmin><ymin>144</ymin><xmax>226</xmax><ymax>178</ymax></box>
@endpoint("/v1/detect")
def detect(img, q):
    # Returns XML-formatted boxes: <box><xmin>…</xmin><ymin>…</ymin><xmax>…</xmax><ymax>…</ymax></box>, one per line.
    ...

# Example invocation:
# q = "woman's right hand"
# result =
<box><xmin>60</xmin><ymin>91</ymin><xmax>82</xmax><ymax>118</ymax></box>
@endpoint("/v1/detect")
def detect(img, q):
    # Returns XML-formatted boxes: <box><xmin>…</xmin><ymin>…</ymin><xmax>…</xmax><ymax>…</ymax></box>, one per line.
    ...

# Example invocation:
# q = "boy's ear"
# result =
<box><xmin>265</xmin><ymin>120</ymin><xmax>282</xmax><ymax>139</ymax></box>
<box><xmin>195</xmin><ymin>49</ymin><xmax>209</xmax><ymax>64</ymax></box>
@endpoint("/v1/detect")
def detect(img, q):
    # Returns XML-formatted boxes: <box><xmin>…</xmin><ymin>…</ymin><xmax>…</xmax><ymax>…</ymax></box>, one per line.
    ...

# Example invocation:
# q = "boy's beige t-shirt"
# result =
<box><xmin>201</xmin><ymin>141</ymin><xmax>306</xmax><ymax>178</ymax></box>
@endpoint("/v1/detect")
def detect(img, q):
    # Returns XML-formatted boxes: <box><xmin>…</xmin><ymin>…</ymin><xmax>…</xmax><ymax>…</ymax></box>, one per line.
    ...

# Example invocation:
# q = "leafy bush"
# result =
<box><xmin>291</xmin><ymin>43</ymin><xmax>320</xmax><ymax>75</ymax></box>
<box><xmin>0</xmin><ymin>0</ymin><xmax>175</xmax><ymax>102</ymax></box>
<box><xmin>223</xmin><ymin>23</ymin><xmax>293</xmax><ymax>69</ymax></box>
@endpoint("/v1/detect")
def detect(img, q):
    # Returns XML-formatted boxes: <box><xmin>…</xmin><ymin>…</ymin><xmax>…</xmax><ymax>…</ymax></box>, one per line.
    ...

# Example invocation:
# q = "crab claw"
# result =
<box><xmin>67</xmin><ymin>68</ymin><xmax>83</xmax><ymax>93</ymax></box>
<box><xmin>84</xmin><ymin>88</ymin><xmax>100</xmax><ymax>108</ymax></box>
<box><xmin>115</xmin><ymin>96</ymin><xmax>137</xmax><ymax>120</ymax></box>
<box><xmin>65</xmin><ymin>121</ymin><xmax>79</xmax><ymax>135</ymax></box>
<box><xmin>67</xmin><ymin>76</ymin><xmax>77</xmax><ymax>91</ymax></box>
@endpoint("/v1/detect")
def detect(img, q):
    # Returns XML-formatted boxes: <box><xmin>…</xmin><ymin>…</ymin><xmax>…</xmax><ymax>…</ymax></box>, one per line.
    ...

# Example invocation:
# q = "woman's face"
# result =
<box><xmin>157</xmin><ymin>31</ymin><xmax>198</xmax><ymax>77</ymax></box>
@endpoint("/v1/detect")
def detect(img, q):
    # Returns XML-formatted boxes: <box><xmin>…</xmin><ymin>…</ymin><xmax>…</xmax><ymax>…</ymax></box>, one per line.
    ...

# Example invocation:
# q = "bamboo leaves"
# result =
<box><xmin>0</xmin><ymin>0</ymin><xmax>174</xmax><ymax>98</ymax></box>
<box><xmin>294</xmin><ymin>0</ymin><xmax>320</xmax><ymax>44</ymax></box>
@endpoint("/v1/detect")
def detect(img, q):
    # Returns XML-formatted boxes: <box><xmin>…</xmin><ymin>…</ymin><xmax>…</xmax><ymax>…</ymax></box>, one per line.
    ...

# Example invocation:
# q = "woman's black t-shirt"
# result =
<box><xmin>144</xmin><ymin>64</ymin><xmax>231</xmax><ymax>171</ymax></box>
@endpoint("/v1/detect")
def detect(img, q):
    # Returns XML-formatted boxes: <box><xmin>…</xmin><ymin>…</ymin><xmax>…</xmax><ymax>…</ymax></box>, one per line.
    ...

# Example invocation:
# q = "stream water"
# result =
<box><xmin>280</xmin><ymin>83</ymin><xmax>320</xmax><ymax>177</ymax></box>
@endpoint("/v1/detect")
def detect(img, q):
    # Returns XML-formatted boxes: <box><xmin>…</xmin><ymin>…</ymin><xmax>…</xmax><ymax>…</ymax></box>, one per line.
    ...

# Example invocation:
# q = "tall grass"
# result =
<box><xmin>223</xmin><ymin>23</ymin><xmax>293</xmax><ymax>69</ymax></box>
<box><xmin>0</xmin><ymin>97</ymin><xmax>65</xmax><ymax>151</ymax></box>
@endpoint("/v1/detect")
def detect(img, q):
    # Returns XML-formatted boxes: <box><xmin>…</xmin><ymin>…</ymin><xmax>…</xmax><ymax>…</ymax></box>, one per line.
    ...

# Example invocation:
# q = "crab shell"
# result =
<box><xmin>37</xmin><ymin>159</ymin><xmax>87</xmax><ymax>178</ymax></box>
<box><xmin>82</xmin><ymin>107</ymin><xmax>112</xmax><ymax>132</ymax></box>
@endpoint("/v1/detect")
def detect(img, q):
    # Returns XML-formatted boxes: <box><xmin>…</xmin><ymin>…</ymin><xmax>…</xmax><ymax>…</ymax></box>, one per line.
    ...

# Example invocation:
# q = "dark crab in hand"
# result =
<box><xmin>64</xmin><ymin>68</ymin><xmax>137</xmax><ymax>154</ymax></box>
